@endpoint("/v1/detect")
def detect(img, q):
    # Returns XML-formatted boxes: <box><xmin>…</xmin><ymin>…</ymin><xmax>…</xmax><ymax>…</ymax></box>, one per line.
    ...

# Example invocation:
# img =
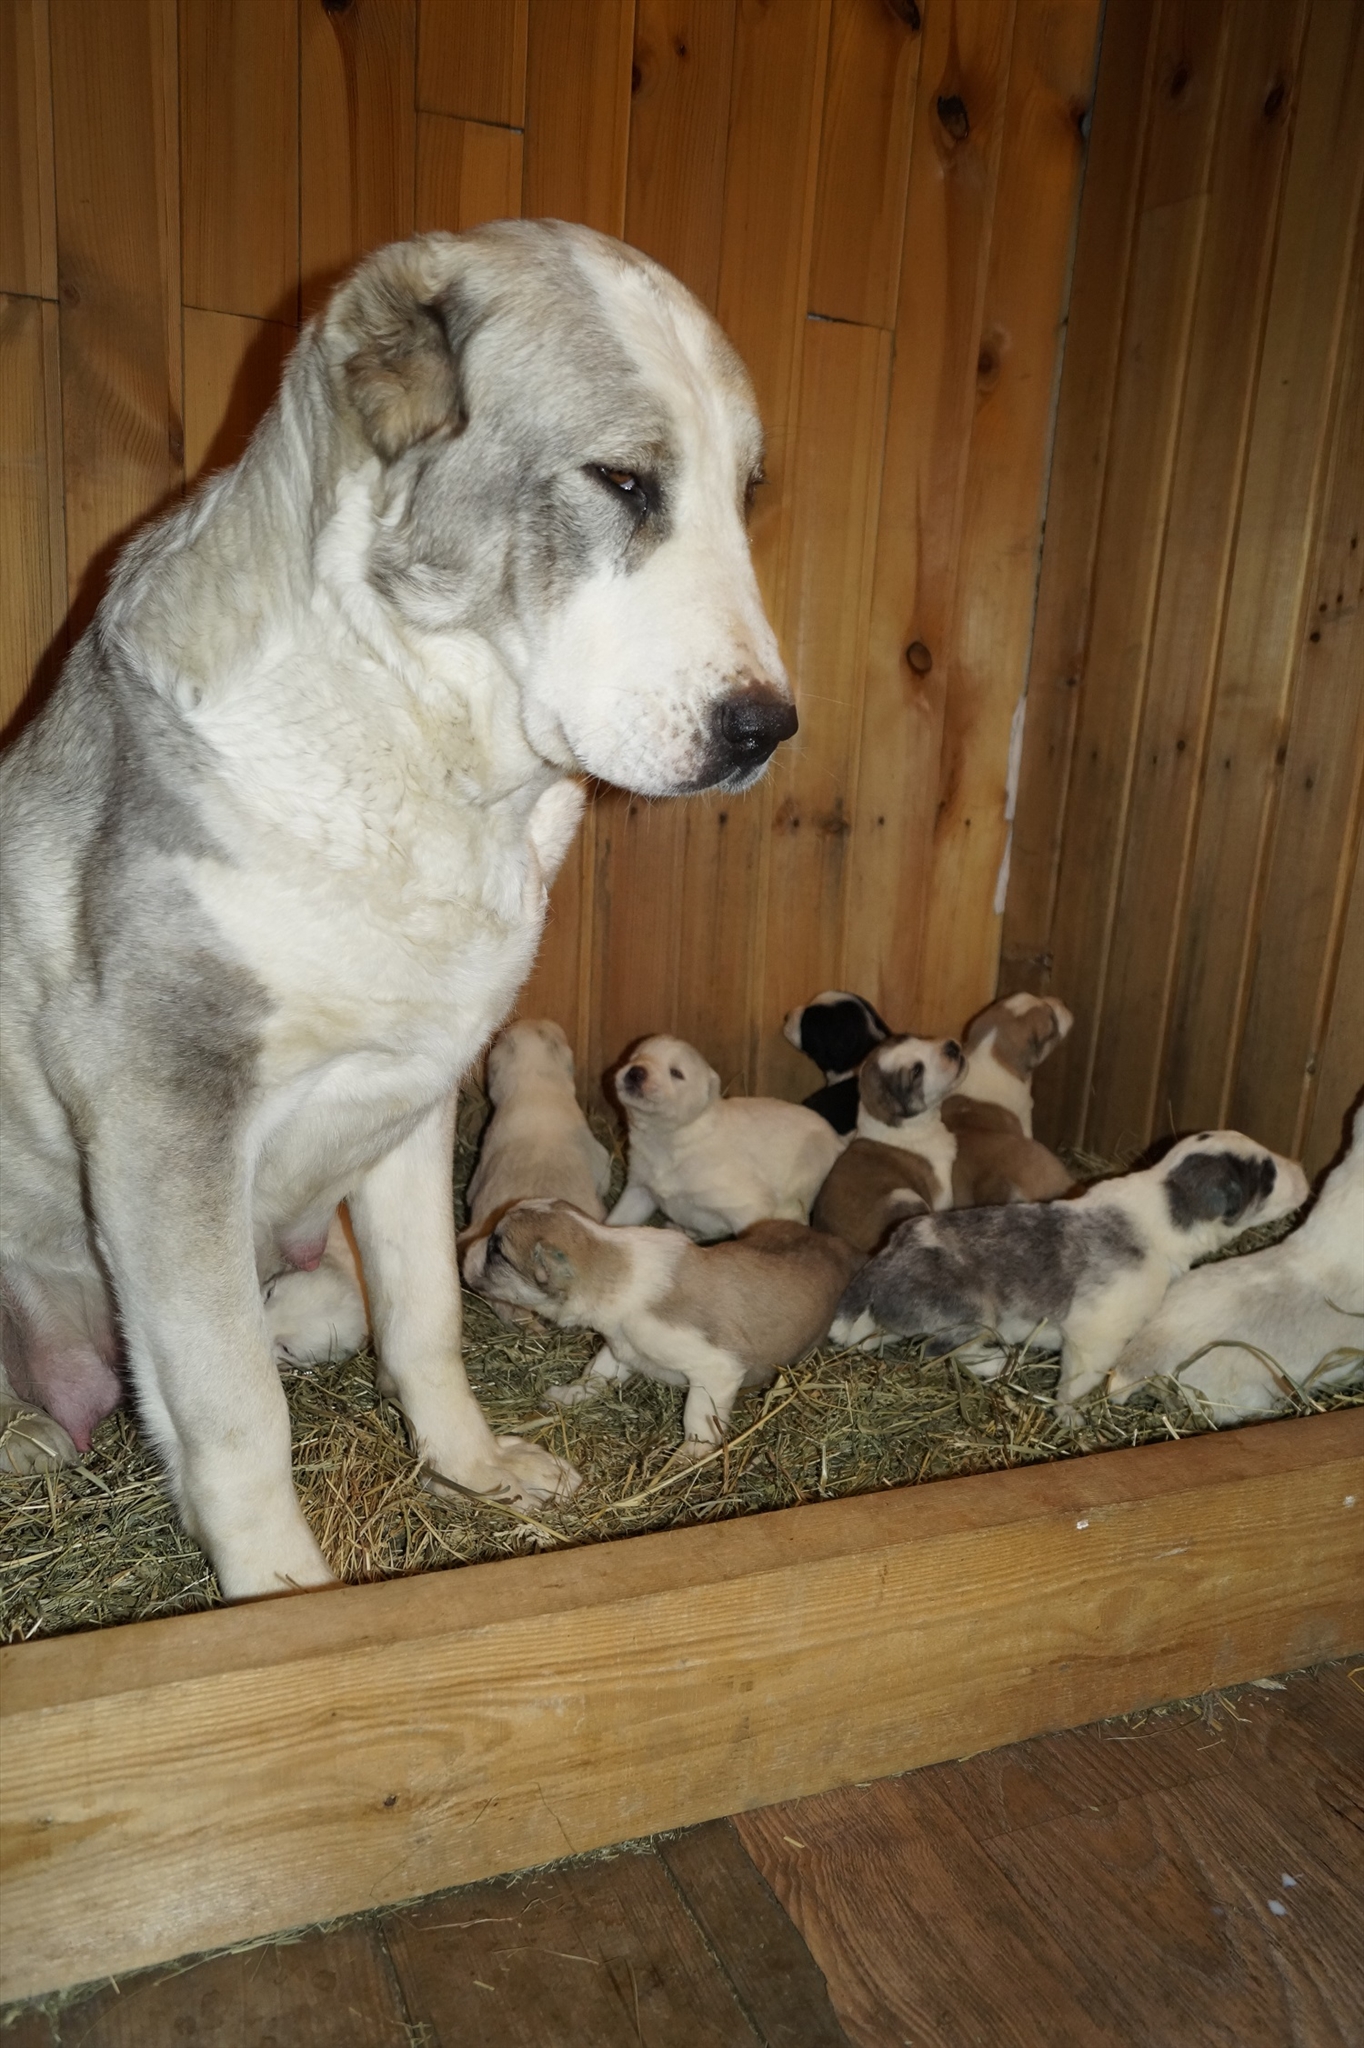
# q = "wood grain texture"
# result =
<box><xmin>417</xmin><ymin>0</ymin><xmax>528</xmax><ymax>127</ymax></box>
<box><xmin>1304</xmin><ymin>827</ymin><xmax>1364</xmax><ymax>1175</ymax></box>
<box><xmin>180</xmin><ymin>0</ymin><xmax>298</xmax><ymax>321</ymax></box>
<box><xmin>0</xmin><ymin>0</ymin><xmax>56</xmax><ymax>299</ymax></box>
<box><xmin>183</xmin><ymin>307</ymin><xmax>296</xmax><ymax>483</ymax></box>
<box><xmin>807</xmin><ymin>0</ymin><xmax>922</xmax><ymax>328</ymax></box>
<box><xmin>416</xmin><ymin>110</ymin><xmax>524</xmax><ymax>232</ymax></box>
<box><xmin>0</xmin><ymin>293</ymin><xmax>64</xmax><ymax>732</ymax></box>
<box><xmin>2</xmin><ymin>1412</ymin><xmax>1359</xmax><ymax>2001</ymax></box>
<box><xmin>522</xmin><ymin>0</ymin><xmax>633</xmax><ymax>234</ymax></box>
<box><xmin>301</xmin><ymin>0</ymin><xmax>416</xmax><ymax>317</ymax></box>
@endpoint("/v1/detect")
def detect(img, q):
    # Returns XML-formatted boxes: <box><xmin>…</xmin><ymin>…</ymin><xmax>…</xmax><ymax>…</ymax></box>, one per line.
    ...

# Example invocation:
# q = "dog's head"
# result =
<box><xmin>485</xmin><ymin>1017</ymin><xmax>576</xmax><ymax>1103</ymax></box>
<box><xmin>322</xmin><ymin>222</ymin><xmax>793</xmax><ymax>796</ymax></box>
<box><xmin>858</xmin><ymin>1034</ymin><xmax>966</xmax><ymax>1127</ymax></box>
<box><xmin>783</xmin><ymin>991</ymin><xmax>890</xmax><ymax>1080</ymax></box>
<box><xmin>1155</xmin><ymin>1131</ymin><xmax>1309</xmax><ymax>1245</ymax></box>
<box><xmin>470</xmin><ymin>1198</ymin><xmax>610</xmax><ymax>1319</ymax></box>
<box><xmin>963</xmin><ymin>992</ymin><xmax>1073</xmax><ymax>1077</ymax></box>
<box><xmin>612</xmin><ymin>1035</ymin><xmax>720</xmax><ymax>1128</ymax></box>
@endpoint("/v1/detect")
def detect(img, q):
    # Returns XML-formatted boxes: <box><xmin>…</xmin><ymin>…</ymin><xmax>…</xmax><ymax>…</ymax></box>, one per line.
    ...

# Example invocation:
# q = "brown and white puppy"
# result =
<box><xmin>610</xmin><ymin>1035</ymin><xmax>845</xmax><ymax>1238</ymax></box>
<box><xmin>811</xmin><ymin>1034</ymin><xmax>965</xmax><ymax>1253</ymax></box>
<box><xmin>831</xmin><ymin>1130</ymin><xmax>1309</xmax><ymax>1423</ymax></box>
<box><xmin>943</xmin><ymin>992</ymin><xmax>1075</xmax><ymax>1207</ymax></box>
<box><xmin>471</xmin><ymin>1198</ymin><xmax>863</xmax><ymax>1456</ymax></box>
<box><xmin>459</xmin><ymin>1020</ymin><xmax>611</xmax><ymax>1311</ymax></box>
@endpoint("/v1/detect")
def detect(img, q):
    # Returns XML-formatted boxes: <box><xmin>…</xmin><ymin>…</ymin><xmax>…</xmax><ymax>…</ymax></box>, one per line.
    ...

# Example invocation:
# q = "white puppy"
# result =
<box><xmin>1108</xmin><ymin>1104</ymin><xmax>1363</xmax><ymax>1420</ymax></box>
<box><xmin>831</xmin><ymin>1131</ymin><xmax>1308</xmax><ymax>1421</ymax></box>
<box><xmin>609</xmin><ymin>1036</ymin><xmax>845</xmax><ymax>1237</ymax></box>
<box><xmin>459</xmin><ymin>1020</ymin><xmax>612</xmax><ymax>1304</ymax></box>
<box><xmin>469</xmin><ymin>1198</ymin><xmax>863</xmax><ymax>1456</ymax></box>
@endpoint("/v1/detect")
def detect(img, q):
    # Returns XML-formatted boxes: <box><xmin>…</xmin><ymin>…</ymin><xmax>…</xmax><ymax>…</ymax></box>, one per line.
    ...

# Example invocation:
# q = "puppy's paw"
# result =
<box><xmin>544</xmin><ymin>1377</ymin><xmax>600</xmax><ymax>1408</ymax></box>
<box><xmin>0</xmin><ymin>1403</ymin><xmax>80</xmax><ymax>1474</ymax></box>
<box><xmin>427</xmin><ymin>1437</ymin><xmax>582</xmax><ymax>1509</ymax></box>
<box><xmin>1051</xmin><ymin>1401</ymin><xmax>1087</xmax><ymax>1431</ymax></box>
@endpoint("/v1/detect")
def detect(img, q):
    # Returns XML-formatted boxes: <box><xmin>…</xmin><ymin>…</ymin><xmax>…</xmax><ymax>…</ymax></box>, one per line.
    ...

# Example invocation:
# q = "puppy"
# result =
<box><xmin>783</xmin><ymin>990</ymin><xmax>890</xmax><ymax>1133</ymax></box>
<box><xmin>609</xmin><ymin>1036</ymin><xmax>845</xmax><ymax>1238</ymax></box>
<box><xmin>459</xmin><ymin>1021</ymin><xmax>612</xmax><ymax>1312</ymax></box>
<box><xmin>471</xmin><ymin>1198</ymin><xmax>863</xmax><ymax>1456</ymax></box>
<box><xmin>810</xmin><ymin>1034</ymin><xmax>966</xmax><ymax>1252</ymax></box>
<box><xmin>1108</xmin><ymin>1104</ymin><xmax>1363</xmax><ymax>1420</ymax></box>
<box><xmin>943</xmin><ymin>993</ymin><xmax>1075</xmax><ymax>1206</ymax></box>
<box><xmin>830</xmin><ymin>1130</ymin><xmax>1308</xmax><ymax>1421</ymax></box>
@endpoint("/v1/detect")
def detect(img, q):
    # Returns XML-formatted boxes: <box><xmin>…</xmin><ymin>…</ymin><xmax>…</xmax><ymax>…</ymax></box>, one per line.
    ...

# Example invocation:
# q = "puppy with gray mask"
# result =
<box><xmin>810</xmin><ymin>1034</ymin><xmax>966</xmax><ymax>1253</ymax></box>
<box><xmin>470</xmin><ymin>1198</ymin><xmax>863</xmax><ymax>1457</ymax></box>
<box><xmin>0</xmin><ymin>222</ymin><xmax>795</xmax><ymax>1597</ymax></box>
<box><xmin>830</xmin><ymin>1130</ymin><xmax>1308</xmax><ymax>1422</ymax></box>
<box><xmin>609</xmin><ymin>1035</ymin><xmax>845</xmax><ymax>1238</ymax></box>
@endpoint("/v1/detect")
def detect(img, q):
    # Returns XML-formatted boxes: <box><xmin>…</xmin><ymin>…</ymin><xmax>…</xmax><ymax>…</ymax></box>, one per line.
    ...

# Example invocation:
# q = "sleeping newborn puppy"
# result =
<box><xmin>471</xmin><ymin>1198</ymin><xmax>863</xmax><ymax>1456</ymax></box>
<box><xmin>260</xmin><ymin>1210</ymin><xmax>370</xmax><ymax>1369</ymax></box>
<box><xmin>811</xmin><ymin>1034</ymin><xmax>966</xmax><ymax>1252</ymax></box>
<box><xmin>830</xmin><ymin>1130</ymin><xmax>1308</xmax><ymax>1422</ymax></box>
<box><xmin>459</xmin><ymin>1020</ymin><xmax>612</xmax><ymax>1308</ymax></box>
<box><xmin>609</xmin><ymin>1035</ymin><xmax>845</xmax><ymax>1237</ymax></box>
<box><xmin>783</xmin><ymin>990</ymin><xmax>891</xmax><ymax>1133</ymax></box>
<box><xmin>943</xmin><ymin>993</ymin><xmax>1075</xmax><ymax>1206</ymax></box>
<box><xmin>1108</xmin><ymin>1104</ymin><xmax>1362</xmax><ymax>1421</ymax></box>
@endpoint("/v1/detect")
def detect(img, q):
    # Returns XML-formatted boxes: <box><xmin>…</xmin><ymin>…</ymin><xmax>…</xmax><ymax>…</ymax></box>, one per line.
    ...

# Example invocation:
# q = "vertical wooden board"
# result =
<box><xmin>626</xmin><ymin>0</ymin><xmax>736</xmax><ymax>311</ymax></box>
<box><xmin>1031</xmin><ymin>0</ymin><xmax>1234</xmax><ymax>1146</ymax></box>
<box><xmin>913</xmin><ymin>0</ymin><xmax>1101</xmax><ymax>1038</ymax></box>
<box><xmin>522</xmin><ymin>0</ymin><xmax>633</xmax><ymax>234</ymax></box>
<box><xmin>183</xmin><ymin>307</ymin><xmax>296</xmax><ymax>481</ymax></box>
<box><xmin>843</xmin><ymin>0</ymin><xmax>1019</xmax><ymax>1035</ymax></box>
<box><xmin>1303</xmin><ymin>827</ymin><xmax>1363</xmax><ymax>1177</ymax></box>
<box><xmin>0</xmin><ymin>294</ymin><xmax>63</xmax><ymax>731</ymax></box>
<box><xmin>999</xmin><ymin>0</ymin><xmax>1161</xmax><ymax>1006</ymax></box>
<box><xmin>807</xmin><ymin>0</ymin><xmax>923</xmax><ymax>328</ymax></box>
<box><xmin>1161</xmin><ymin>0</ymin><xmax>1364</xmax><ymax>1134</ymax></box>
<box><xmin>671</xmin><ymin>0</ymin><xmax>831</xmax><ymax>1093</ymax></box>
<box><xmin>415</xmin><ymin>111</ymin><xmax>523</xmax><ymax>231</ymax></box>
<box><xmin>0</xmin><ymin>0</ymin><xmax>57</xmax><ymax>299</ymax></box>
<box><xmin>417</xmin><ymin>0</ymin><xmax>527</xmax><ymax>126</ymax></box>
<box><xmin>180</xmin><ymin>0</ymin><xmax>298</xmax><ymax>321</ymax></box>
<box><xmin>300</xmin><ymin>0</ymin><xmax>416</xmax><ymax>317</ymax></box>
<box><xmin>1230</xmin><ymin>243</ymin><xmax>1364</xmax><ymax>1157</ymax></box>
<box><xmin>755</xmin><ymin>316</ymin><xmax>892</xmax><ymax>1099</ymax></box>
<box><xmin>1084</xmin><ymin>0</ymin><xmax>1310</xmax><ymax>1153</ymax></box>
<box><xmin>52</xmin><ymin>0</ymin><xmax>182</xmax><ymax>633</ymax></box>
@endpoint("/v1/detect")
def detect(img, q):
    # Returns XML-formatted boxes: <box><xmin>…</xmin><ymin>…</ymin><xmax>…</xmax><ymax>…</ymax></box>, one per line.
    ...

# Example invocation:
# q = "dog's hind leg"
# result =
<box><xmin>349</xmin><ymin>1089</ymin><xmax>581</xmax><ymax>1508</ymax></box>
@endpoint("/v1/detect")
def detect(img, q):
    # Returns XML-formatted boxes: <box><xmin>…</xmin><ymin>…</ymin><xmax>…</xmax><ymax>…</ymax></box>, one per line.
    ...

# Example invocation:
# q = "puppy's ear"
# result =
<box><xmin>705</xmin><ymin>1066</ymin><xmax>722</xmax><ymax>1105</ymax></box>
<box><xmin>1165</xmin><ymin>1149</ymin><xmax>1276</xmax><ymax>1229</ymax></box>
<box><xmin>529</xmin><ymin>1241</ymin><xmax>575</xmax><ymax>1294</ymax></box>
<box><xmin>336</xmin><ymin>249</ymin><xmax>481</xmax><ymax>460</ymax></box>
<box><xmin>859</xmin><ymin>1044</ymin><xmax>924</xmax><ymax>1124</ymax></box>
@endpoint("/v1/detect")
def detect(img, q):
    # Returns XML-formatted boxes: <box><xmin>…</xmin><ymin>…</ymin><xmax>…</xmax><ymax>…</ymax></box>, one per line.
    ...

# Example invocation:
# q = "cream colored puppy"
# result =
<box><xmin>610</xmin><ymin>1036</ymin><xmax>844</xmax><ymax>1237</ymax></box>
<box><xmin>459</xmin><ymin>1021</ymin><xmax>612</xmax><ymax>1308</ymax></box>
<box><xmin>1108</xmin><ymin>1104</ymin><xmax>1362</xmax><ymax>1420</ymax></box>
<box><xmin>470</xmin><ymin>1198</ymin><xmax>863</xmax><ymax>1455</ymax></box>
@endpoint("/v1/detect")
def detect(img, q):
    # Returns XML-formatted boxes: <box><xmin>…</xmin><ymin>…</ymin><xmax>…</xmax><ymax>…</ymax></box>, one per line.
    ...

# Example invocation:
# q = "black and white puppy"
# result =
<box><xmin>783</xmin><ymin>991</ymin><xmax>891</xmax><ymax>1133</ymax></box>
<box><xmin>830</xmin><ymin>1131</ymin><xmax>1308</xmax><ymax>1423</ymax></box>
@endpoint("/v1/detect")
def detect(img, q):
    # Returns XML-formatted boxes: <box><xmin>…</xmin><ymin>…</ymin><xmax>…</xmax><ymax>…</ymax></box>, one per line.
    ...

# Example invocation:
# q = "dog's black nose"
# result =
<box><xmin>715</xmin><ymin>691</ymin><xmax>799</xmax><ymax>768</ymax></box>
<box><xmin>622</xmin><ymin>1063</ymin><xmax>647</xmax><ymax>1091</ymax></box>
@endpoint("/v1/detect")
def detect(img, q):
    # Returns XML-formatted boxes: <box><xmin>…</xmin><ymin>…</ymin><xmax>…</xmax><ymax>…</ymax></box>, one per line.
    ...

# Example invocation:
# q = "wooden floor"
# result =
<box><xmin>6</xmin><ymin>1663</ymin><xmax>1359</xmax><ymax>2047</ymax></box>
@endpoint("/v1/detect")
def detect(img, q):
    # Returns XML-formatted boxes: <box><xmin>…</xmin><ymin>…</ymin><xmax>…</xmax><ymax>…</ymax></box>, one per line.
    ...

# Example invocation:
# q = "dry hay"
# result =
<box><xmin>2</xmin><ymin>1103</ymin><xmax>1359</xmax><ymax>1643</ymax></box>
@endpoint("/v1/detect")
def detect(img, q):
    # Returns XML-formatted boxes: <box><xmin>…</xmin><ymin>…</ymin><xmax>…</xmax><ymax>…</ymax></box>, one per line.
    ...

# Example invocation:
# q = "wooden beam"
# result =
<box><xmin>2</xmin><ymin>1412</ymin><xmax>1360</xmax><ymax>2003</ymax></box>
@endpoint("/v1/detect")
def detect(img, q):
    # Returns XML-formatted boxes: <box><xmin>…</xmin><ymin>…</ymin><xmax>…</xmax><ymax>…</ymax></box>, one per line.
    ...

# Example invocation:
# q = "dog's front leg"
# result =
<box><xmin>349</xmin><ymin>1091</ymin><xmax>580</xmax><ymax>1507</ymax></box>
<box><xmin>89</xmin><ymin>1145</ymin><xmax>334</xmax><ymax>1601</ymax></box>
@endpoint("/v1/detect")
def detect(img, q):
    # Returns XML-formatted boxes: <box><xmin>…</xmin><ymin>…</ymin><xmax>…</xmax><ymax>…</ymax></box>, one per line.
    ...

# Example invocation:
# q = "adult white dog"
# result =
<box><xmin>0</xmin><ymin>221</ymin><xmax>794</xmax><ymax>1599</ymax></box>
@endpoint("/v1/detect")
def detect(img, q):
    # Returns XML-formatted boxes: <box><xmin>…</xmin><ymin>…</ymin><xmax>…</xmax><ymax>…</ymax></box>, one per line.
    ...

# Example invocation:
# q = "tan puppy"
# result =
<box><xmin>460</xmin><ymin>1021</ymin><xmax>612</xmax><ymax>1307</ymax></box>
<box><xmin>811</xmin><ymin>1034</ymin><xmax>965</xmax><ymax>1253</ymax></box>
<box><xmin>944</xmin><ymin>992</ymin><xmax>1075</xmax><ymax>1207</ymax></box>
<box><xmin>471</xmin><ymin>1198</ymin><xmax>863</xmax><ymax>1456</ymax></box>
<box><xmin>610</xmin><ymin>1035</ymin><xmax>844</xmax><ymax>1237</ymax></box>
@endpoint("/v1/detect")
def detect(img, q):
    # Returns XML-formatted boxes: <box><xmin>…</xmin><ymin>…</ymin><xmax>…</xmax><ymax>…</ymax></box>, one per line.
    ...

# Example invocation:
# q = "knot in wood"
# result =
<box><xmin>936</xmin><ymin>94</ymin><xmax>970</xmax><ymax>142</ymax></box>
<box><xmin>883</xmin><ymin>0</ymin><xmax>922</xmax><ymax>30</ymax></box>
<box><xmin>905</xmin><ymin>641</ymin><xmax>933</xmax><ymax>676</ymax></box>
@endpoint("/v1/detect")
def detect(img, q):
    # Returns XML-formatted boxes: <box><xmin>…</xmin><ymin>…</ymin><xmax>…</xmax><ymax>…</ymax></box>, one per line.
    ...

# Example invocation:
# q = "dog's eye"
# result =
<box><xmin>744</xmin><ymin>466</ymin><xmax>766</xmax><ymax>516</ymax></box>
<box><xmin>592</xmin><ymin>465</ymin><xmax>650</xmax><ymax>514</ymax></box>
<box><xmin>669</xmin><ymin>1067</ymin><xmax>684</xmax><ymax>1080</ymax></box>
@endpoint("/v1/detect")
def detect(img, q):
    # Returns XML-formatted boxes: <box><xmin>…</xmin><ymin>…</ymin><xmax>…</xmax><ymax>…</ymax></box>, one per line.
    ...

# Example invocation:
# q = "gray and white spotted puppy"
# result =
<box><xmin>470</xmin><ymin>1198</ymin><xmax>864</xmax><ymax>1457</ymax></box>
<box><xmin>829</xmin><ymin>1131</ymin><xmax>1308</xmax><ymax>1422</ymax></box>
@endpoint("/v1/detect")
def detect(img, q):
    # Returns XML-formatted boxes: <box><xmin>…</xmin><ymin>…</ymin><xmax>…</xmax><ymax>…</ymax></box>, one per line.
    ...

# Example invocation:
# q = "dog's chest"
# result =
<box><xmin>856</xmin><ymin>1111</ymin><xmax>956</xmax><ymax>1208</ymax></box>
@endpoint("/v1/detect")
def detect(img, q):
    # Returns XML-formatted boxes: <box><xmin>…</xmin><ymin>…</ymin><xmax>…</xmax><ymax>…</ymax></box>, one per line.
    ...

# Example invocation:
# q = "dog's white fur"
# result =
<box><xmin>1109</xmin><ymin>1106</ymin><xmax>1363</xmax><ymax>1420</ymax></box>
<box><xmin>459</xmin><ymin>1019</ymin><xmax>612</xmax><ymax>1303</ymax></box>
<box><xmin>608</xmin><ymin>1036</ymin><xmax>845</xmax><ymax>1238</ymax></box>
<box><xmin>0</xmin><ymin>225</ymin><xmax>793</xmax><ymax>1597</ymax></box>
<box><xmin>831</xmin><ymin>1131</ymin><xmax>1309</xmax><ymax>1422</ymax></box>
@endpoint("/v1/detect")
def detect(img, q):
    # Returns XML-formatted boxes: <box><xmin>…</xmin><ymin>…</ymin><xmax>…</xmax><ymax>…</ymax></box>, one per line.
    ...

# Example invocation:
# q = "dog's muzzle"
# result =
<box><xmin>692</xmin><ymin>687</ymin><xmax>798</xmax><ymax>790</ymax></box>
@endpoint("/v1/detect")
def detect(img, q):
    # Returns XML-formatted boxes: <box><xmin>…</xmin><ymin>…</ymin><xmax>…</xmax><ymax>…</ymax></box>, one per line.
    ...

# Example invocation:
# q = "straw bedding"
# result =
<box><xmin>2</xmin><ymin>1100</ymin><xmax>1359</xmax><ymax>1644</ymax></box>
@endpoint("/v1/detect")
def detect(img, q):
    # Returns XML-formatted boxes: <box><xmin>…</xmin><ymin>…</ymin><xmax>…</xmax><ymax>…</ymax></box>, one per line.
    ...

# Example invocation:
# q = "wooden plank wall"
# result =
<box><xmin>1002</xmin><ymin>0</ymin><xmax>1364</xmax><ymax>1175</ymax></box>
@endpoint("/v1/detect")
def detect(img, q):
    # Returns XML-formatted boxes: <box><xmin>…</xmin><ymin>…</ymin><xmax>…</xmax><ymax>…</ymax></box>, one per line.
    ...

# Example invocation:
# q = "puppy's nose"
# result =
<box><xmin>622</xmin><ymin>1063</ymin><xmax>648</xmax><ymax>1091</ymax></box>
<box><xmin>714</xmin><ymin>690</ymin><xmax>798</xmax><ymax>771</ymax></box>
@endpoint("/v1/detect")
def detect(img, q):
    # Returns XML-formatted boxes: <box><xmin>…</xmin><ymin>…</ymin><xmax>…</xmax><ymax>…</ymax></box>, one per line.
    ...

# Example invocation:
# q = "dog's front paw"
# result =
<box><xmin>544</xmin><ymin>1377</ymin><xmax>599</xmax><ymax>1408</ymax></box>
<box><xmin>0</xmin><ymin>1403</ymin><xmax>80</xmax><ymax>1474</ymax></box>
<box><xmin>427</xmin><ymin>1437</ymin><xmax>582</xmax><ymax>1509</ymax></box>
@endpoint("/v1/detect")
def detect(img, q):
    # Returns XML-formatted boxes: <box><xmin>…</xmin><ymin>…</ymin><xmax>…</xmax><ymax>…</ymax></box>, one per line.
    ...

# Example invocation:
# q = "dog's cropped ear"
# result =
<box><xmin>336</xmin><ymin>251</ymin><xmax>481</xmax><ymax>461</ymax></box>
<box><xmin>1165</xmin><ymin>1148</ymin><xmax>1277</xmax><ymax>1230</ymax></box>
